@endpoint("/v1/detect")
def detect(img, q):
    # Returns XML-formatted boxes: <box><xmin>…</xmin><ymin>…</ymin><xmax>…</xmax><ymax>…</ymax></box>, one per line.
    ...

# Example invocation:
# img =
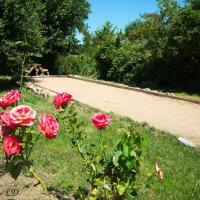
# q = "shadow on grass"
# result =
<box><xmin>0</xmin><ymin>76</ymin><xmax>19</xmax><ymax>92</ymax></box>
<box><xmin>131</xmin><ymin>82</ymin><xmax>200</xmax><ymax>100</ymax></box>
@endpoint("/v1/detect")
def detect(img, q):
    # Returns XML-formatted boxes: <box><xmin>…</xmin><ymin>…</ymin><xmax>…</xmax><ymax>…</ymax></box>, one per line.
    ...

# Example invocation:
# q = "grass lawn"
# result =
<box><xmin>155</xmin><ymin>87</ymin><xmax>200</xmax><ymax>102</ymax></box>
<box><xmin>0</xmin><ymin>82</ymin><xmax>200</xmax><ymax>199</ymax></box>
<box><xmin>174</xmin><ymin>91</ymin><xmax>200</xmax><ymax>101</ymax></box>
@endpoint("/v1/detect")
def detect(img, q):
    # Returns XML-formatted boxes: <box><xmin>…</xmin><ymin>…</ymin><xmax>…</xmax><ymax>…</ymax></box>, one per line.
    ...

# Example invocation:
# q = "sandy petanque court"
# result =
<box><xmin>31</xmin><ymin>76</ymin><xmax>200</xmax><ymax>146</ymax></box>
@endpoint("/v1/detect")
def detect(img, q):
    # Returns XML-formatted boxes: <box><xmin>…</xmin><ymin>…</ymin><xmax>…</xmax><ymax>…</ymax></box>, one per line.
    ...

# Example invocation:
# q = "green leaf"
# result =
<box><xmin>113</xmin><ymin>150</ymin><xmax>122</xmax><ymax>167</ymax></box>
<box><xmin>90</xmin><ymin>163</ymin><xmax>96</xmax><ymax>173</ymax></box>
<box><xmin>130</xmin><ymin>150</ymin><xmax>137</xmax><ymax>157</ymax></box>
<box><xmin>103</xmin><ymin>184</ymin><xmax>111</xmax><ymax>191</ymax></box>
<box><xmin>89</xmin><ymin>197</ymin><xmax>97</xmax><ymax>200</ymax></box>
<box><xmin>91</xmin><ymin>188</ymin><xmax>98</xmax><ymax>196</ymax></box>
<box><xmin>123</xmin><ymin>144</ymin><xmax>129</xmax><ymax>157</ymax></box>
<box><xmin>94</xmin><ymin>178</ymin><xmax>103</xmax><ymax>186</ymax></box>
<box><xmin>118</xmin><ymin>185</ymin><xmax>126</xmax><ymax>196</ymax></box>
<box><xmin>126</xmin><ymin>160</ymin><xmax>136</xmax><ymax>170</ymax></box>
<box><xmin>8</xmin><ymin>162</ymin><xmax>24</xmax><ymax>180</ymax></box>
<box><xmin>30</xmin><ymin>53</ymin><xmax>42</xmax><ymax>58</ymax></box>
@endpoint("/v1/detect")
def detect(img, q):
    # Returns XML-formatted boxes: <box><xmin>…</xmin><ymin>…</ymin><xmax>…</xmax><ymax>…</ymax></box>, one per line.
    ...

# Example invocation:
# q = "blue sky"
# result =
<box><xmin>86</xmin><ymin>0</ymin><xmax>185</xmax><ymax>32</ymax></box>
<box><xmin>77</xmin><ymin>0</ymin><xmax>185</xmax><ymax>41</ymax></box>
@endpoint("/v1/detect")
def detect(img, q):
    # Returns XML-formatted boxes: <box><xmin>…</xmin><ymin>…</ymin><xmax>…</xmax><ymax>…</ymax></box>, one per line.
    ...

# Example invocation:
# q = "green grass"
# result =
<box><xmin>155</xmin><ymin>87</ymin><xmax>200</xmax><ymax>102</ymax></box>
<box><xmin>0</xmin><ymin>83</ymin><xmax>200</xmax><ymax>199</ymax></box>
<box><xmin>174</xmin><ymin>91</ymin><xmax>200</xmax><ymax>101</ymax></box>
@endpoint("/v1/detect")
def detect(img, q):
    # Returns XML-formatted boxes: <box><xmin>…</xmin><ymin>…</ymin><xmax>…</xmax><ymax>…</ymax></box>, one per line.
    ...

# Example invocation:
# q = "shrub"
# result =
<box><xmin>55</xmin><ymin>55</ymin><xmax>81</xmax><ymax>75</ymax></box>
<box><xmin>56</xmin><ymin>54</ymin><xmax>98</xmax><ymax>78</ymax></box>
<box><xmin>58</xmin><ymin>101</ymin><xmax>145</xmax><ymax>199</ymax></box>
<box><xmin>108</xmin><ymin>43</ymin><xmax>151</xmax><ymax>85</ymax></box>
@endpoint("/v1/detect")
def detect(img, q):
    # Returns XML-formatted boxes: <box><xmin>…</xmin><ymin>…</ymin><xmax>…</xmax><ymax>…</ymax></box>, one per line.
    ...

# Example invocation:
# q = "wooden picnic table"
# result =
<box><xmin>25</xmin><ymin>64</ymin><xmax>49</xmax><ymax>76</ymax></box>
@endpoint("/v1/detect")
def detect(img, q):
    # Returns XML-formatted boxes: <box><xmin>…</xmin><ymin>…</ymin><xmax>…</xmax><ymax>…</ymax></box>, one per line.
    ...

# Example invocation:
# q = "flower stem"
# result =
<box><xmin>99</xmin><ymin>129</ymin><xmax>107</xmax><ymax>161</ymax></box>
<box><xmin>76</xmin><ymin>140</ymin><xmax>83</xmax><ymax>158</ymax></box>
<box><xmin>99</xmin><ymin>129</ymin><xmax>103</xmax><ymax>148</ymax></box>
<box><xmin>29</xmin><ymin>168</ymin><xmax>52</xmax><ymax>200</ymax></box>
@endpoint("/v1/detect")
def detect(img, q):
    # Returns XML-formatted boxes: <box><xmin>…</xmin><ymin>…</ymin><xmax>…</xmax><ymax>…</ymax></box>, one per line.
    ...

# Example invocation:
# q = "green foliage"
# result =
<box><xmin>0</xmin><ymin>0</ymin><xmax>45</xmax><ymax>77</ymax></box>
<box><xmin>162</xmin><ymin>6</ymin><xmax>200</xmax><ymax>88</ymax></box>
<box><xmin>108</xmin><ymin>42</ymin><xmax>151</xmax><ymax>85</ymax></box>
<box><xmin>90</xmin><ymin>125</ymin><xmax>144</xmax><ymax>199</ymax></box>
<box><xmin>61</xmin><ymin>103</ymin><xmax>144</xmax><ymax>199</ymax></box>
<box><xmin>41</xmin><ymin>0</ymin><xmax>90</xmax><ymax>72</ymax></box>
<box><xmin>93</xmin><ymin>22</ymin><xmax>118</xmax><ymax>80</ymax></box>
<box><xmin>0</xmin><ymin>0</ymin><xmax>90</xmax><ymax>76</ymax></box>
<box><xmin>56</xmin><ymin>54</ymin><xmax>97</xmax><ymax>77</ymax></box>
<box><xmin>56</xmin><ymin>55</ymin><xmax>81</xmax><ymax>75</ymax></box>
<box><xmin>75</xmin><ymin>0</ymin><xmax>200</xmax><ymax>91</ymax></box>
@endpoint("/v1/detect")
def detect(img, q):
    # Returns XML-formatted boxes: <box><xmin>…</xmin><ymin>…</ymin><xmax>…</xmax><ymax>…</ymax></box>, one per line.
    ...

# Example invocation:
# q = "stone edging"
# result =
<box><xmin>24</xmin><ymin>82</ymin><xmax>57</xmax><ymax>97</ymax></box>
<box><xmin>27</xmin><ymin>75</ymin><xmax>200</xmax><ymax>105</ymax></box>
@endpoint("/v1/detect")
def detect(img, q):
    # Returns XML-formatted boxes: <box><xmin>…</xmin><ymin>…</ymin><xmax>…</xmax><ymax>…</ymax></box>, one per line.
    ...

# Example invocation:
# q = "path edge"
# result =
<box><xmin>27</xmin><ymin>75</ymin><xmax>200</xmax><ymax>105</ymax></box>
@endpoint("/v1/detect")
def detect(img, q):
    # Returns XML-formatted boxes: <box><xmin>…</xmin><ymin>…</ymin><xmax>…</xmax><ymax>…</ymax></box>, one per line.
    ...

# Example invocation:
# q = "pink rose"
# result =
<box><xmin>9</xmin><ymin>105</ymin><xmax>36</xmax><ymax>126</ymax></box>
<box><xmin>3</xmin><ymin>135</ymin><xmax>22</xmax><ymax>155</ymax></box>
<box><xmin>0</xmin><ymin>125</ymin><xmax>3</xmax><ymax>136</ymax></box>
<box><xmin>0</xmin><ymin>90</ymin><xmax>21</xmax><ymax>110</ymax></box>
<box><xmin>53</xmin><ymin>92</ymin><xmax>73</xmax><ymax>111</ymax></box>
<box><xmin>38</xmin><ymin>114</ymin><xmax>59</xmax><ymax>139</ymax></box>
<box><xmin>92</xmin><ymin>113</ymin><xmax>111</xmax><ymax>129</ymax></box>
<box><xmin>155</xmin><ymin>161</ymin><xmax>164</xmax><ymax>180</ymax></box>
<box><xmin>0</xmin><ymin>111</ymin><xmax>17</xmax><ymax>128</ymax></box>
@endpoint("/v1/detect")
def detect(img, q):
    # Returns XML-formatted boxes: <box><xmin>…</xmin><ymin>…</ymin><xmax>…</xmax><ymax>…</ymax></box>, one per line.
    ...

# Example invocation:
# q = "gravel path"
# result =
<box><xmin>32</xmin><ymin>77</ymin><xmax>200</xmax><ymax>145</ymax></box>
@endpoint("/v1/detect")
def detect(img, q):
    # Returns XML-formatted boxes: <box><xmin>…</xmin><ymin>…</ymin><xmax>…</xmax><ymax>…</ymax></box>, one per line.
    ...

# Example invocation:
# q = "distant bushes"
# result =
<box><xmin>108</xmin><ymin>43</ymin><xmax>151</xmax><ymax>85</ymax></box>
<box><xmin>55</xmin><ymin>54</ymin><xmax>97</xmax><ymax>78</ymax></box>
<box><xmin>56</xmin><ymin>1</ymin><xmax>200</xmax><ymax>91</ymax></box>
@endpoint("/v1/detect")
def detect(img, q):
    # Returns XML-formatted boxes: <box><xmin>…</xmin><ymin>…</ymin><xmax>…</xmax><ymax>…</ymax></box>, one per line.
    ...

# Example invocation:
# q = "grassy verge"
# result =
<box><xmin>157</xmin><ymin>87</ymin><xmax>200</xmax><ymax>101</ymax></box>
<box><xmin>174</xmin><ymin>91</ymin><xmax>200</xmax><ymax>101</ymax></box>
<box><xmin>0</xmin><ymin>85</ymin><xmax>200</xmax><ymax>199</ymax></box>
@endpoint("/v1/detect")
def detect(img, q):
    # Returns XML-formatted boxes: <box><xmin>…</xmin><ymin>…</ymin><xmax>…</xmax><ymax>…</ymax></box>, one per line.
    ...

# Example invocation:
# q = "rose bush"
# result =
<box><xmin>0</xmin><ymin>90</ymin><xmax>60</xmax><ymax>185</ymax></box>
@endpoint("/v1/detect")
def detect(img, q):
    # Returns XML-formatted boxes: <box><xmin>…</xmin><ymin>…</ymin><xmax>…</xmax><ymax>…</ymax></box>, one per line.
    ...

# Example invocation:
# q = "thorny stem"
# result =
<box><xmin>27</xmin><ymin>134</ymin><xmax>41</xmax><ymax>160</ymax></box>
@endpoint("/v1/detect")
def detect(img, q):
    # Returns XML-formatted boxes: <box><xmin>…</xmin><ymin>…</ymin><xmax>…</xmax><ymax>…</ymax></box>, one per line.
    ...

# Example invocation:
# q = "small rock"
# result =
<box><xmin>167</xmin><ymin>92</ymin><xmax>176</xmax><ymax>97</ymax></box>
<box><xmin>178</xmin><ymin>137</ymin><xmax>195</xmax><ymax>148</ymax></box>
<box><xmin>144</xmin><ymin>88</ymin><xmax>151</xmax><ymax>91</ymax></box>
<box><xmin>36</xmin><ymin>88</ymin><xmax>41</xmax><ymax>93</ymax></box>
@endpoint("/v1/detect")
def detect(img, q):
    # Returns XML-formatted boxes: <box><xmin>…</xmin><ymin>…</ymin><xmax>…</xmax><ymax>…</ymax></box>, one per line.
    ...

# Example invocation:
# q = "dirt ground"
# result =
<box><xmin>0</xmin><ymin>173</ymin><xmax>53</xmax><ymax>200</ymax></box>
<box><xmin>32</xmin><ymin>77</ymin><xmax>200</xmax><ymax>146</ymax></box>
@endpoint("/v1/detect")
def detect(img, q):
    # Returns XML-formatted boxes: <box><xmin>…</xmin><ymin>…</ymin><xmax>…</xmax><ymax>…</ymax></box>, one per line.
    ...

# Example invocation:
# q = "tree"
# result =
<box><xmin>41</xmin><ymin>0</ymin><xmax>90</xmax><ymax>73</ymax></box>
<box><xmin>0</xmin><ymin>0</ymin><xmax>45</xmax><ymax>78</ymax></box>
<box><xmin>186</xmin><ymin>0</ymin><xmax>200</xmax><ymax>10</ymax></box>
<box><xmin>93</xmin><ymin>22</ymin><xmax>118</xmax><ymax>80</ymax></box>
<box><xmin>125</xmin><ymin>19</ymin><xmax>144</xmax><ymax>41</ymax></box>
<box><xmin>0</xmin><ymin>0</ymin><xmax>90</xmax><ymax>76</ymax></box>
<box><xmin>164</xmin><ymin>6</ymin><xmax>200</xmax><ymax>88</ymax></box>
